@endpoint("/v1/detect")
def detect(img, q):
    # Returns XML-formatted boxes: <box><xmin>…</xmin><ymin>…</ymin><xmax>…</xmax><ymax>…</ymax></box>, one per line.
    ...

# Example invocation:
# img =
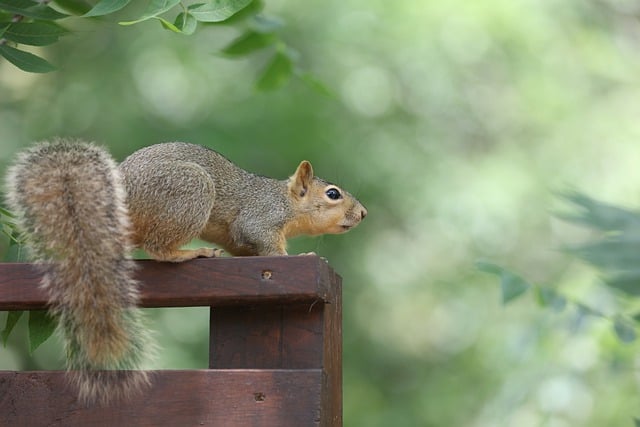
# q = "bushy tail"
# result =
<box><xmin>5</xmin><ymin>140</ymin><xmax>154</xmax><ymax>405</ymax></box>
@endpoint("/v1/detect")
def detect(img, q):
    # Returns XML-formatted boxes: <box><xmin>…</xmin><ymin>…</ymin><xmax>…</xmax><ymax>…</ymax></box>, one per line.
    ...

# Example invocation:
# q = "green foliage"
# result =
<box><xmin>0</xmin><ymin>0</ymin><xmax>310</xmax><ymax>90</ymax></box>
<box><xmin>27</xmin><ymin>311</ymin><xmax>56</xmax><ymax>353</ymax></box>
<box><xmin>118</xmin><ymin>0</ymin><xmax>182</xmax><ymax>26</ymax></box>
<box><xmin>83</xmin><ymin>0</ymin><xmax>131</xmax><ymax>17</ymax></box>
<box><xmin>480</xmin><ymin>193</ymin><xmax>640</xmax><ymax>344</ymax></box>
<box><xmin>1</xmin><ymin>311</ymin><xmax>23</xmax><ymax>346</ymax></box>
<box><xmin>1</xmin><ymin>310</ymin><xmax>57</xmax><ymax>353</ymax></box>
<box><xmin>0</xmin><ymin>209</ymin><xmax>58</xmax><ymax>351</ymax></box>
<box><xmin>0</xmin><ymin>0</ymin><xmax>68</xmax><ymax>20</ymax></box>
<box><xmin>0</xmin><ymin>209</ymin><xmax>34</xmax><ymax>350</ymax></box>
<box><xmin>613</xmin><ymin>315</ymin><xmax>637</xmax><ymax>343</ymax></box>
<box><xmin>534</xmin><ymin>286</ymin><xmax>567</xmax><ymax>312</ymax></box>
<box><xmin>2</xmin><ymin>21</ymin><xmax>67</xmax><ymax>46</ymax></box>
<box><xmin>255</xmin><ymin>47</ymin><xmax>293</xmax><ymax>91</ymax></box>
<box><xmin>173</xmin><ymin>11</ymin><xmax>196</xmax><ymax>34</ymax></box>
<box><xmin>0</xmin><ymin>0</ymin><xmax>69</xmax><ymax>71</ymax></box>
<box><xmin>559</xmin><ymin>194</ymin><xmax>640</xmax><ymax>297</ymax></box>
<box><xmin>55</xmin><ymin>0</ymin><xmax>92</xmax><ymax>15</ymax></box>
<box><xmin>0</xmin><ymin>44</ymin><xmax>56</xmax><ymax>72</ymax></box>
<box><xmin>221</xmin><ymin>30</ymin><xmax>276</xmax><ymax>56</ymax></box>
<box><xmin>0</xmin><ymin>207</ymin><xmax>22</xmax><ymax>249</ymax></box>
<box><xmin>477</xmin><ymin>261</ymin><xmax>531</xmax><ymax>304</ymax></box>
<box><xmin>186</xmin><ymin>0</ymin><xmax>252</xmax><ymax>22</ymax></box>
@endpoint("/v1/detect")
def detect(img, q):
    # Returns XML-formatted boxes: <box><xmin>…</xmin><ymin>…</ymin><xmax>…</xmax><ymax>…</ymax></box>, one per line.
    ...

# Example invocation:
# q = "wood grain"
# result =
<box><xmin>0</xmin><ymin>370</ymin><xmax>322</xmax><ymax>427</ymax></box>
<box><xmin>210</xmin><ymin>303</ymin><xmax>325</xmax><ymax>369</ymax></box>
<box><xmin>0</xmin><ymin>256</ymin><xmax>336</xmax><ymax>310</ymax></box>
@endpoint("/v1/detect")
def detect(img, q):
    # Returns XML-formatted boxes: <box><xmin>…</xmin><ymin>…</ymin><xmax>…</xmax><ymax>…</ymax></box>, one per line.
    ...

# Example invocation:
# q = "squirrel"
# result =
<box><xmin>5</xmin><ymin>139</ymin><xmax>367</xmax><ymax>405</ymax></box>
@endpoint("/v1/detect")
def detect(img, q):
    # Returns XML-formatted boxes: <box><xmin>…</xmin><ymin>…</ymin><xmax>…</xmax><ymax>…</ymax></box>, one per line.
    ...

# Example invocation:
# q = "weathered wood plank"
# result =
<box><xmin>208</xmin><ymin>264</ymin><xmax>343</xmax><ymax>426</ymax></box>
<box><xmin>210</xmin><ymin>303</ymin><xmax>325</xmax><ymax>369</ymax></box>
<box><xmin>320</xmin><ymin>265</ymin><xmax>343</xmax><ymax>427</ymax></box>
<box><xmin>0</xmin><ymin>256</ymin><xmax>336</xmax><ymax>310</ymax></box>
<box><xmin>0</xmin><ymin>369</ymin><xmax>323</xmax><ymax>427</ymax></box>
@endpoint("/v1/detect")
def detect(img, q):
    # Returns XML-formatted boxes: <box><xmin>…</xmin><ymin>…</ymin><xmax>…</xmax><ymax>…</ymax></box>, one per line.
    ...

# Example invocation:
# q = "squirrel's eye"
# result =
<box><xmin>325</xmin><ymin>188</ymin><xmax>342</xmax><ymax>200</ymax></box>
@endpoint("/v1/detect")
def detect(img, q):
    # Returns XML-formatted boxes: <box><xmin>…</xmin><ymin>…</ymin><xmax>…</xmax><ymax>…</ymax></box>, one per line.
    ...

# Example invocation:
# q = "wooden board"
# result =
<box><xmin>0</xmin><ymin>369</ymin><xmax>323</xmax><ymax>427</ymax></box>
<box><xmin>0</xmin><ymin>256</ymin><xmax>337</xmax><ymax>310</ymax></box>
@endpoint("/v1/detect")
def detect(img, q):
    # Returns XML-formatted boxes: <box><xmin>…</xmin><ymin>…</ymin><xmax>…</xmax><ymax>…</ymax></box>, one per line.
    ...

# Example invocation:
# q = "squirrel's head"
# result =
<box><xmin>284</xmin><ymin>160</ymin><xmax>367</xmax><ymax>237</ymax></box>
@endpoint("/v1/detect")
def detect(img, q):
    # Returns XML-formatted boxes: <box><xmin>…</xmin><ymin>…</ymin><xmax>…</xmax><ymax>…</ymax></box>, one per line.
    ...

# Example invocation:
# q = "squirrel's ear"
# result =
<box><xmin>289</xmin><ymin>160</ymin><xmax>314</xmax><ymax>197</ymax></box>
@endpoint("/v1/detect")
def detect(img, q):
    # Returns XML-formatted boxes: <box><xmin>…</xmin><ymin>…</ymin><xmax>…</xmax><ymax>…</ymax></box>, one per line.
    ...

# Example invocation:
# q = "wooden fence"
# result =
<box><xmin>0</xmin><ymin>256</ymin><xmax>342</xmax><ymax>426</ymax></box>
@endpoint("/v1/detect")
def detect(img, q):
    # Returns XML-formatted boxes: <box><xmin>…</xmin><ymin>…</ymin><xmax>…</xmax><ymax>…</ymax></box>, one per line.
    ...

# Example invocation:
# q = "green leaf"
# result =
<box><xmin>566</xmin><ymin>239</ymin><xmax>640</xmax><ymax>272</ymax></box>
<box><xmin>54</xmin><ymin>0</ymin><xmax>93</xmax><ymax>15</ymax></box>
<box><xmin>535</xmin><ymin>287</ymin><xmax>567</xmax><ymax>312</ymax></box>
<box><xmin>188</xmin><ymin>0</ymin><xmax>253</xmax><ymax>22</ymax></box>
<box><xmin>476</xmin><ymin>261</ymin><xmax>531</xmax><ymax>304</ymax></box>
<box><xmin>249</xmin><ymin>14</ymin><xmax>283</xmax><ymax>33</ymax></box>
<box><xmin>476</xmin><ymin>260</ymin><xmax>503</xmax><ymax>275</ymax></box>
<box><xmin>3</xmin><ymin>240</ymin><xmax>25</xmax><ymax>261</ymax></box>
<box><xmin>1</xmin><ymin>311</ymin><xmax>24</xmax><ymax>346</ymax></box>
<box><xmin>613</xmin><ymin>316</ymin><xmax>636</xmax><ymax>343</ymax></box>
<box><xmin>7</xmin><ymin>227</ymin><xmax>23</xmax><ymax>247</ymax></box>
<box><xmin>500</xmin><ymin>272</ymin><xmax>531</xmax><ymax>304</ymax></box>
<box><xmin>174</xmin><ymin>12</ymin><xmax>197</xmax><ymax>35</ymax></box>
<box><xmin>222</xmin><ymin>30</ymin><xmax>275</xmax><ymax>56</ymax></box>
<box><xmin>156</xmin><ymin>16</ymin><xmax>181</xmax><ymax>33</ymax></box>
<box><xmin>576</xmin><ymin>303</ymin><xmax>604</xmax><ymax>318</ymax></box>
<box><xmin>558</xmin><ymin>192</ymin><xmax>640</xmax><ymax>234</ymax></box>
<box><xmin>118</xmin><ymin>0</ymin><xmax>180</xmax><ymax>25</ymax></box>
<box><xmin>603</xmin><ymin>272</ymin><xmax>640</xmax><ymax>297</ymax></box>
<box><xmin>84</xmin><ymin>0</ymin><xmax>132</xmax><ymax>17</ymax></box>
<box><xmin>256</xmin><ymin>50</ymin><xmax>293</xmax><ymax>91</ymax></box>
<box><xmin>298</xmin><ymin>71</ymin><xmax>335</xmax><ymax>97</ymax></box>
<box><xmin>221</xmin><ymin>0</ymin><xmax>262</xmax><ymax>24</ymax></box>
<box><xmin>3</xmin><ymin>22</ymin><xmax>68</xmax><ymax>46</ymax></box>
<box><xmin>0</xmin><ymin>207</ymin><xmax>15</xmax><ymax>217</ymax></box>
<box><xmin>216</xmin><ymin>0</ymin><xmax>262</xmax><ymax>24</ymax></box>
<box><xmin>0</xmin><ymin>0</ymin><xmax>69</xmax><ymax>20</ymax></box>
<box><xmin>0</xmin><ymin>45</ymin><xmax>56</xmax><ymax>73</ymax></box>
<box><xmin>28</xmin><ymin>310</ymin><xmax>56</xmax><ymax>353</ymax></box>
<box><xmin>0</xmin><ymin>0</ymin><xmax>37</xmax><ymax>11</ymax></box>
<box><xmin>557</xmin><ymin>193</ymin><xmax>640</xmax><ymax>296</ymax></box>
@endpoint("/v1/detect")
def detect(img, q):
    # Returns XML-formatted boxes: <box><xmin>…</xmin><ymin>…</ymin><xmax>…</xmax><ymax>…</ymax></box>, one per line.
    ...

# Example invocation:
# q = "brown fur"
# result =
<box><xmin>6</xmin><ymin>140</ymin><xmax>152</xmax><ymax>405</ymax></box>
<box><xmin>120</xmin><ymin>142</ymin><xmax>367</xmax><ymax>257</ymax></box>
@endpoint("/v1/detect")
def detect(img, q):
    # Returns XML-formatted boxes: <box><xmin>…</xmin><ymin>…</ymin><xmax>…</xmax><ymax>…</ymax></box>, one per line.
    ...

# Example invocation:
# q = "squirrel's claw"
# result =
<box><xmin>201</xmin><ymin>248</ymin><xmax>224</xmax><ymax>258</ymax></box>
<box><xmin>211</xmin><ymin>248</ymin><xmax>225</xmax><ymax>257</ymax></box>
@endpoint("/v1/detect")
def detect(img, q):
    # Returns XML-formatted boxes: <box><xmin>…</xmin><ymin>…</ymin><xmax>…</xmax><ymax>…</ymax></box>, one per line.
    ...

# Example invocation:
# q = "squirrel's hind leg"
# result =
<box><xmin>122</xmin><ymin>159</ymin><xmax>220</xmax><ymax>263</ymax></box>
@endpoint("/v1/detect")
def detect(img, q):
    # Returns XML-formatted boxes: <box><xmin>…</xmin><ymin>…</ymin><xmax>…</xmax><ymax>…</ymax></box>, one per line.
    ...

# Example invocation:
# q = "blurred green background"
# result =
<box><xmin>2</xmin><ymin>0</ymin><xmax>640</xmax><ymax>425</ymax></box>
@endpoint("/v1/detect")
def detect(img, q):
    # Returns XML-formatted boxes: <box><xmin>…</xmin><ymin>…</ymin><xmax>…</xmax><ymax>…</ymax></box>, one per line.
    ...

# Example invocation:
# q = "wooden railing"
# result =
<box><xmin>0</xmin><ymin>256</ymin><xmax>342</xmax><ymax>426</ymax></box>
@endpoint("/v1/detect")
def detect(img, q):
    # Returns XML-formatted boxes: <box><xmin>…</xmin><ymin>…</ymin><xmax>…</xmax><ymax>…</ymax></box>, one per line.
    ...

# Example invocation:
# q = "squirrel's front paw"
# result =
<box><xmin>298</xmin><ymin>252</ymin><xmax>317</xmax><ymax>256</ymax></box>
<box><xmin>202</xmin><ymin>248</ymin><xmax>224</xmax><ymax>258</ymax></box>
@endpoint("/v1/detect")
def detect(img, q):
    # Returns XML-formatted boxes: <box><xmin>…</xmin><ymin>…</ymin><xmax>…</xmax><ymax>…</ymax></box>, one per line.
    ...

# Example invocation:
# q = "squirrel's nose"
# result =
<box><xmin>360</xmin><ymin>207</ymin><xmax>367</xmax><ymax>220</ymax></box>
